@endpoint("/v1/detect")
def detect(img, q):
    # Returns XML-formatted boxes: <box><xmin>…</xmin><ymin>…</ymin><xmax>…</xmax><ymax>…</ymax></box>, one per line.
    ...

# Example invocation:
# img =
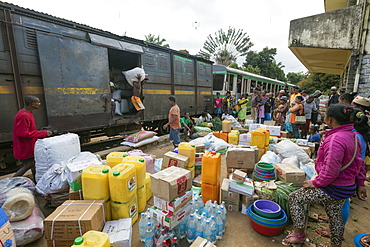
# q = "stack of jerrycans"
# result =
<box><xmin>201</xmin><ymin>152</ymin><xmax>221</xmax><ymax>203</ymax></box>
<box><xmin>109</xmin><ymin>161</ymin><xmax>138</xmax><ymax>224</ymax></box>
<box><xmin>81</xmin><ymin>164</ymin><xmax>112</xmax><ymax>221</ymax></box>
<box><xmin>106</xmin><ymin>152</ymin><xmax>128</xmax><ymax>168</ymax></box>
<box><xmin>178</xmin><ymin>142</ymin><xmax>196</xmax><ymax>179</ymax></box>
<box><xmin>122</xmin><ymin>155</ymin><xmax>147</xmax><ymax>214</ymax></box>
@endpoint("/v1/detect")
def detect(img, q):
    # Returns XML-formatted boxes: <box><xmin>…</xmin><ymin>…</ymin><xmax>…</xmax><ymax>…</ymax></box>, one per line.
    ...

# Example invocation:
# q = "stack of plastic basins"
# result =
<box><xmin>81</xmin><ymin>164</ymin><xmax>112</xmax><ymax>221</ymax></box>
<box><xmin>109</xmin><ymin>163</ymin><xmax>138</xmax><ymax>224</ymax></box>
<box><xmin>178</xmin><ymin>142</ymin><xmax>196</xmax><ymax>179</ymax></box>
<box><xmin>253</xmin><ymin>162</ymin><xmax>276</xmax><ymax>181</ymax></box>
<box><xmin>201</xmin><ymin>151</ymin><xmax>221</xmax><ymax>203</ymax></box>
<box><xmin>122</xmin><ymin>155</ymin><xmax>147</xmax><ymax>214</ymax></box>
<box><xmin>106</xmin><ymin>152</ymin><xmax>128</xmax><ymax>168</ymax></box>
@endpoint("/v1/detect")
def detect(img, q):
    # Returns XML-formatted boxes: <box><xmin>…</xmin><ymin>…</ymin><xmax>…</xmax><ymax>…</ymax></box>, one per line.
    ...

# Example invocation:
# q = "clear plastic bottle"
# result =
<box><xmin>179</xmin><ymin>217</ymin><xmax>187</xmax><ymax>239</ymax></box>
<box><xmin>193</xmin><ymin>198</ymin><xmax>200</xmax><ymax>212</ymax></box>
<box><xmin>215</xmin><ymin>211</ymin><xmax>224</xmax><ymax>239</ymax></box>
<box><xmin>145</xmin><ymin>222</ymin><xmax>154</xmax><ymax>247</ymax></box>
<box><xmin>210</xmin><ymin>215</ymin><xmax>217</xmax><ymax>244</ymax></box>
<box><xmin>186</xmin><ymin>214</ymin><xmax>196</xmax><ymax>243</ymax></box>
<box><xmin>203</xmin><ymin>221</ymin><xmax>212</xmax><ymax>241</ymax></box>
<box><xmin>139</xmin><ymin>213</ymin><xmax>147</xmax><ymax>242</ymax></box>
<box><xmin>198</xmin><ymin>195</ymin><xmax>205</xmax><ymax>211</ymax></box>
<box><xmin>171</xmin><ymin>236</ymin><xmax>180</xmax><ymax>247</ymax></box>
<box><xmin>195</xmin><ymin>217</ymin><xmax>203</xmax><ymax>239</ymax></box>
<box><xmin>154</xmin><ymin>224</ymin><xmax>161</xmax><ymax>244</ymax></box>
<box><xmin>219</xmin><ymin>207</ymin><xmax>226</xmax><ymax>231</ymax></box>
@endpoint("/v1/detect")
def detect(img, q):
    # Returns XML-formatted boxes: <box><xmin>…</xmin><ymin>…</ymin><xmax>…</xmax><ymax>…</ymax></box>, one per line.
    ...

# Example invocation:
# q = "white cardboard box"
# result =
<box><xmin>153</xmin><ymin>189</ymin><xmax>192</xmax><ymax>215</ymax></box>
<box><xmin>266</xmin><ymin>125</ymin><xmax>281</xmax><ymax>136</ymax></box>
<box><xmin>103</xmin><ymin>218</ymin><xmax>132</xmax><ymax>247</ymax></box>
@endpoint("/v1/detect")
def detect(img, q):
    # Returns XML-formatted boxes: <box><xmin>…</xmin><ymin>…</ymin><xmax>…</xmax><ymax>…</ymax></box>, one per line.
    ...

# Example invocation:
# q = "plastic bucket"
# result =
<box><xmin>253</xmin><ymin>200</ymin><xmax>281</xmax><ymax>218</ymax></box>
<box><xmin>249</xmin><ymin>205</ymin><xmax>287</xmax><ymax>225</ymax></box>
<box><xmin>247</xmin><ymin>216</ymin><xmax>286</xmax><ymax>236</ymax></box>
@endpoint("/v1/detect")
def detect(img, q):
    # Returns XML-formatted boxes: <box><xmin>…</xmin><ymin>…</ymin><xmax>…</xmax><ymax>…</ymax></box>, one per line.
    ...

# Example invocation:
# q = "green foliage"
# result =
<box><xmin>211</xmin><ymin>117</ymin><xmax>222</xmax><ymax>131</ymax></box>
<box><xmin>228</xmin><ymin>62</ymin><xmax>240</xmax><ymax>69</ymax></box>
<box><xmin>286</xmin><ymin>72</ymin><xmax>307</xmax><ymax>84</ymax></box>
<box><xmin>243</xmin><ymin>65</ymin><xmax>261</xmax><ymax>75</ymax></box>
<box><xmin>178</xmin><ymin>49</ymin><xmax>189</xmax><ymax>54</ymax></box>
<box><xmin>243</xmin><ymin>47</ymin><xmax>286</xmax><ymax>81</ymax></box>
<box><xmin>297</xmin><ymin>73</ymin><xmax>340</xmax><ymax>94</ymax></box>
<box><xmin>198</xmin><ymin>27</ymin><xmax>254</xmax><ymax>66</ymax></box>
<box><xmin>145</xmin><ymin>34</ymin><xmax>170</xmax><ymax>48</ymax></box>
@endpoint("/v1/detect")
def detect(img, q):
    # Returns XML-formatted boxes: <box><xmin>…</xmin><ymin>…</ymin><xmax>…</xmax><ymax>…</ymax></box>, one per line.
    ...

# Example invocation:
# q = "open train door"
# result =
<box><xmin>36</xmin><ymin>33</ymin><xmax>111</xmax><ymax>132</ymax></box>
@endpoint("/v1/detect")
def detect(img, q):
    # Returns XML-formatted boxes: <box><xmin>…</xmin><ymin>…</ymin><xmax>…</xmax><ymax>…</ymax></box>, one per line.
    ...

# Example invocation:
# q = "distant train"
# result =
<box><xmin>212</xmin><ymin>65</ymin><xmax>295</xmax><ymax>112</ymax></box>
<box><xmin>0</xmin><ymin>1</ymin><xmax>213</xmax><ymax>172</ymax></box>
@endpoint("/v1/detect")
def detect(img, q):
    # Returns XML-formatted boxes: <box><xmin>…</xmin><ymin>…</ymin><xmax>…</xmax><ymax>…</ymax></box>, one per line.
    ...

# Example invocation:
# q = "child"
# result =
<box><xmin>214</xmin><ymin>92</ymin><xmax>222</xmax><ymax>117</ymax></box>
<box><xmin>308</xmin><ymin>126</ymin><xmax>321</xmax><ymax>143</ymax></box>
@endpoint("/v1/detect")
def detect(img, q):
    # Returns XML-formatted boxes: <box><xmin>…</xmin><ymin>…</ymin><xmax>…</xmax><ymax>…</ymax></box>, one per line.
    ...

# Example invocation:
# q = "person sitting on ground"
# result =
<box><xmin>282</xmin><ymin>104</ymin><xmax>368</xmax><ymax>247</ymax></box>
<box><xmin>307</xmin><ymin>125</ymin><xmax>321</xmax><ymax>143</ymax></box>
<box><xmin>180</xmin><ymin>113</ymin><xmax>194</xmax><ymax>141</ymax></box>
<box><xmin>354</xmin><ymin>233</ymin><xmax>370</xmax><ymax>247</ymax></box>
<box><xmin>196</xmin><ymin>112</ymin><xmax>212</xmax><ymax>126</ymax></box>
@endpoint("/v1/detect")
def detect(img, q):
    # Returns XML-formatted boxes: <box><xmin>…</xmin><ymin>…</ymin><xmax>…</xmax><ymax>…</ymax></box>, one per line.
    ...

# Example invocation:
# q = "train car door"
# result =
<box><xmin>36</xmin><ymin>33</ymin><xmax>111</xmax><ymax>131</ymax></box>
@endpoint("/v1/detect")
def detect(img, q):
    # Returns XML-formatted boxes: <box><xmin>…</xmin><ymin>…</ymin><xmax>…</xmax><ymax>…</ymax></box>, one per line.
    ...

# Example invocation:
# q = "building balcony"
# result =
<box><xmin>288</xmin><ymin>4</ymin><xmax>362</xmax><ymax>75</ymax></box>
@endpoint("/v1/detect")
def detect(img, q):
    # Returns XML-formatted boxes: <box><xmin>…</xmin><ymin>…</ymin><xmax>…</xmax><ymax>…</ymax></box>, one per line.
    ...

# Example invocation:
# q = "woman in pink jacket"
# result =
<box><xmin>283</xmin><ymin>104</ymin><xmax>368</xmax><ymax>247</ymax></box>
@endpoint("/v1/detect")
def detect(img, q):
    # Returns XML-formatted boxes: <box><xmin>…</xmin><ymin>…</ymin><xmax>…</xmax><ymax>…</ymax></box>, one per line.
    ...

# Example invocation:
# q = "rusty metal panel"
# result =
<box><xmin>118</xmin><ymin>41</ymin><xmax>143</xmax><ymax>54</ymax></box>
<box><xmin>36</xmin><ymin>33</ymin><xmax>111</xmax><ymax>130</ymax></box>
<box><xmin>89</xmin><ymin>33</ymin><xmax>121</xmax><ymax>50</ymax></box>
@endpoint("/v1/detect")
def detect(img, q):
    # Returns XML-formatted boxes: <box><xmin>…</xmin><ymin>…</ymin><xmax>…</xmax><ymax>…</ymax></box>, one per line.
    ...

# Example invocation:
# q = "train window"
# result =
<box><xmin>213</xmin><ymin>74</ymin><xmax>224</xmax><ymax>90</ymax></box>
<box><xmin>175</xmin><ymin>60</ymin><xmax>183</xmax><ymax>72</ymax></box>
<box><xmin>158</xmin><ymin>55</ymin><xmax>168</xmax><ymax>69</ymax></box>
<box><xmin>186</xmin><ymin>61</ymin><xmax>193</xmax><ymax>74</ymax></box>
<box><xmin>198</xmin><ymin>64</ymin><xmax>205</xmax><ymax>76</ymax></box>
<box><xmin>228</xmin><ymin>74</ymin><xmax>234</xmax><ymax>91</ymax></box>
<box><xmin>144</xmin><ymin>53</ymin><xmax>155</xmax><ymax>67</ymax></box>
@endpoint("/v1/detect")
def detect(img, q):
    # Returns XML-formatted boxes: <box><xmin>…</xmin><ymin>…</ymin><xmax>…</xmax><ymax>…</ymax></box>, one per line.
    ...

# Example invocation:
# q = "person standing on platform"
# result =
<box><xmin>13</xmin><ymin>95</ymin><xmax>52</xmax><ymax>181</ymax></box>
<box><xmin>164</xmin><ymin>96</ymin><xmax>181</xmax><ymax>148</ymax></box>
<box><xmin>222</xmin><ymin>91</ymin><xmax>235</xmax><ymax>115</ymax></box>
<box><xmin>290</xmin><ymin>86</ymin><xmax>301</xmax><ymax>107</ymax></box>
<box><xmin>265</xmin><ymin>92</ymin><xmax>275</xmax><ymax>121</ymax></box>
<box><xmin>214</xmin><ymin>92</ymin><xmax>222</xmax><ymax>117</ymax></box>
<box><xmin>251</xmin><ymin>88</ymin><xmax>259</xmax><ymax>122</ymax></box>
<box><xmin>328</xmin><ymin>86</ymin><xmax>340</xmax><ymax>107</ymax></box>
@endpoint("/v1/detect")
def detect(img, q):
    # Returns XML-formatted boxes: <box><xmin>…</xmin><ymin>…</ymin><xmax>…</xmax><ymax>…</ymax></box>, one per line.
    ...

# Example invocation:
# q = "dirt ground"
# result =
<box><xmin>3</xmin><ymin>140</ymin><xmax>369</xmax><ymax>247</ymax></box>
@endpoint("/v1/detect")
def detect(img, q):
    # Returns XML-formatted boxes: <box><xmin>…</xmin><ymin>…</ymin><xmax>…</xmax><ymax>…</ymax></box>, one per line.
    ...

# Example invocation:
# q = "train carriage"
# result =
<box><xmin>0</xmin><ymin>1</ymin><xmax>213</xmax><ymax>171</ymax></box>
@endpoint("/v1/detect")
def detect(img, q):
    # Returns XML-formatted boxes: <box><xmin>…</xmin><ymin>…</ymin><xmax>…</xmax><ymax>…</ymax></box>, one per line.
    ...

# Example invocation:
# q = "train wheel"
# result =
<box><xmin>157</xmin><ymin>120</ymin><xmax>169</xmax><ymax>136</ymax></box>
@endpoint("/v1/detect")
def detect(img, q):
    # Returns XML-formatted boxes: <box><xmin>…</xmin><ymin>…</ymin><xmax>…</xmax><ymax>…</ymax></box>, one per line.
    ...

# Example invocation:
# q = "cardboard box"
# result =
<box><xmin>44</xmin><ymin>200</ymin><xmax>106</xmax><ymax>240</ymax></box>
<box><xmin>227</xmin><ymin>168</ymin><xmax>253</xmax><ymax>177</ymax></box>
<box><xmin>154</xmin><ymin>189</ymin><xmax>192</xmax><ymax>215</ymax></box>
<box><xmin>232</xmin><ymin>170</ymin><xmax>247</xmax><ymax>184</ymax></box>
<box><xmin>47</xmin><ymin>240</ymin><xmax>74</xmax><ymax>247</ymax></box>
<box><xmin>103</xmin><ymin>218</ymin><xmax>132</xmax><ymax>247</ymax></box>
<box><xmin>195</xmin><ymin>144</ymin><xmax>206</xmax><ymax>153</ymax></box>
<box><xmin>162</xmin><ymin>152</ymin><xmax>189</xmax><ymax>169</ymax></box>
<box><xmin>229</xmin><ymin>178</ymin><xmax>254</xmax><ymax>197</ymax></box>
<box><xmin>190</xmin><ymin>237</ymin><xmax>217</xmax><ymax>247</ymax></box>
<box><xmin>264</xmin><ymin>120</ymin><xmax>276</xmax><ymax>126</ymax></box>
<box><xmin>195</xmin><ymin>153</ymin><xmax>203</xmax><ymax>169</ymax></box>
<box><xmin>266</xmin><ymin>125</ymin><xmax>281</xmax><ymax>136</ymax></box>
<box><xmin>241</xmin><ymin>194</ymin><xmax>259</xmax><ymax>208</ymax></box>
<box><xmin>220</xmin><ymin>179</ymin><xmax>240</xmax><ymax>204</ymax></box>
<box><xmin>239</xmin><ymin>133</ymin><xmax>251</xmax><ymax>145</ymax></box>
<box><xmin>300</xmin><ymin>146</ymin><xmax>311</xmax><ymax>156</ymax></box>
<box><xmin>280</xmin><ymin>131</ymin><xmax>292</xmax><ymax>138</ymax></box>
<box><xmin>224</xmin><ymin>202</ymin><xmax>240</xmax><ymax>212</ymax></box>
<box><xmin>275</xmin><ymin>163</ymin><xmax>306</xmax><ymax>186</ymax></box>
<box><xmin>69</xmin><ymin>188</ymin><xmax>83</xmax><ymax>200</ymax></box>
<box><xmin>226</xmin><ymin>147</ymin><xmax>257</xmax><ymax>169</ymax></box>
<box><xmin>149</xmin><ymin>201</ymin><xmax>191</xmax><ymax>229</ymax></box>
<box><xmin>151</xmin><ymin>166</ymin><xmax>192</xmax><ymax>202</ymax></box>
<box><xmin>248</xmin><ymin>124</ymin><xmax>267</xmax><ymax>132</ymax></box>
<box><xmin>258</xmin><ymin>148</ymin><xmax>265</xmax><ymax>160</ymax></box>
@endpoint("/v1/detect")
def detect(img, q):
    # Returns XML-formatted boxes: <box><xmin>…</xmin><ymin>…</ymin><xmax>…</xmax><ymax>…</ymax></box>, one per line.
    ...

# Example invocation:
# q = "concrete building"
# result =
<box><xmin>288</xmin><ymin>0</ymin><xmax>370</xmax><ymax>95</ymax></box>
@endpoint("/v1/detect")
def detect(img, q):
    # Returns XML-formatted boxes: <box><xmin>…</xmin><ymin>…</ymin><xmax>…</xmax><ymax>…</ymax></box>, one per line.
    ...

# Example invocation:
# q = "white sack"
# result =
<box><xmin>3</xmin><ymin>188</ymin><xmax>35</xmax><ymax>222</ymax></box>
<box><xmin>274</xmin><ymin>140</ymin><xmax>312</xmax><ymax>164</ymax></box>
<box><xmin>260</xmin><ymin>151</ymin><xmax>281</xmax><ymax>165</ymax></box>
<box><xmin>35</xmin><ymin>133</ymin><xmax>80</xmax><ymax>182</ymax></box>
<box><xmin>190</xmin><ymin>132</ymin><xmax>230</xmax><ymax>152</ymax></box>
<box><xmin>36</xmin><ymin>163</ymin><xmax>69</xmax><ymax>195</ymax></box>
<box><xmin>122</xmin><ymin>67</ymin><xmax>145</xmax><ymax>87</ymax></box>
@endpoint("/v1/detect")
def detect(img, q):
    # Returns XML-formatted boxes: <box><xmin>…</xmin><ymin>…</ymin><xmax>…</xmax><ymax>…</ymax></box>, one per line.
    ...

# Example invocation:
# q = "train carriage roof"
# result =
<box><xmin>0</xmin><ymin>1</ymin><xmax>213</xmax><ymax>64</ymax></box>
<box><xmin>213</xmin><ymin>64</ymin><xmax>295</xmax><ymax>88</ymax></box>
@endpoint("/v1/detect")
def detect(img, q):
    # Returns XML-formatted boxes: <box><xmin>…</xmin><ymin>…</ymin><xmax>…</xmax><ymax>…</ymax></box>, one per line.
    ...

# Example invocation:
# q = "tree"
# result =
<box><xmin>287</xmin><ymin>72</ymin><xmax>307</xmax><ymax>84</ymax></box>
<box><xmin>243</xmin><ymin>65</ymin><xmax>261</xmax><ymax>75</ymax></box>
<box><xmin>243</xmin><ymin>47</ymin><xmax>286</xmax><ymax>81</ymax></box>
<box><xmin>178</xmin><ymin>49</ymin><xmax>189</xmax><ymax>54</ymax></box>
<box><xmin>228</xmin><ymin>62</ymin><xmax>240</xmax><ymax>69</ymax></box>
<box><xmin>198</xmin><ymin>27</ymin><xmax>253</xmax><ymax>66</ymax></box>
<box><xmin>297</xmin><ymin>72</ymin><xmax>340</xmax><ymax>94</ymax></box>
<box><xmin>145</xmin><ymin>34</ymin><xmax>170</xmax><ymax>48</ymax></box>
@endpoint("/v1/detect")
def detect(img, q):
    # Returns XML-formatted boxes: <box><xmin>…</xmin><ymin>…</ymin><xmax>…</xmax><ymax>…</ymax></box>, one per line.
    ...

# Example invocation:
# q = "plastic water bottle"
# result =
<box><xmin>198</xmin><ymin>195</ymin><xmax>205</xmax><ymax>211</ymax></box>
<box><xmin>210</xmin><ymin>205</ymin><xmax>217</xmax><ymax>218</ymax></box>
<box><xmin>190</xmin><ymin>201</ymin><xmax>195</xmax><ymax>214</ymax></box>
<box><xmin>145</xmin><ymin>222</ymin><xmax>154</xmax><ymax>247</ymax></box>
<box><xmin>203</xmin><ymin>221</ymin><xmax>212</xmax><ymax>241</ymax></box>
<box><xmin>195</xmin><ymin>217</ymin><xmax>203</xmax><ymax>238</ymax></box>
<box><xmin>219</xmin><ymin>207</ymin><xmax>226</xmax><ymax>231</ymax></box>
<box><xmin>139</xmin><ymin>213</ymin><xmax>147</xmax><ymax>242</ymax></box>
<box><xmin>173</xmin><ymin>224</ymin><xmax>180</xmax><ymax>239</ymax></box>
<box><xmin>204</xmin><ymin>200</ymin><xmax>212</xmax><ymax>214</ymax></box>
<box><xmin>179</xmin><ymin>217</ymin><xmax>187</xmax><ymax>239</ymax></box>
<box><xmin>215</xmin><ymin>211</ymin><xmax>224</xmax><ymax>239</ymax></box>
<box><xmin>186</xmin><ymin>214</ymin><xmax>196</xmax><ymax>243</ymax></box>
<box><xmin>193</xmin><ymin>198</ymin><xmax>200</xmax><ymax>212</ymax></box>
<box><xmin>194</xmin><ymin>209</ymin><xmax>200</xmax><ymax>216</ymax></box>
<box><xmin>172</xmin><ymin>236</ymin><xmax>180</xmax><ymax>247</ymax></box>
<box><xmin>210</xmin><ymin>216</ymin><xmax>217</xmax><ymax>244</ymax></box>
<box><xmin>221</xmin><ymin>202</ymin><xmax>227</xmax><ymax>216</ymax></box>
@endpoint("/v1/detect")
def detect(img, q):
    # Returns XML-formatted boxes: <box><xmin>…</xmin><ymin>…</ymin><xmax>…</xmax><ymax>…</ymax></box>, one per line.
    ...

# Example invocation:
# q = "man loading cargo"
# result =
<box><xmin>12</xmin><ymin>95</ymin><xmax>52</xmax><ymax>181</ymax></box>
<box><xmin>131</xmin><ymin>75</ymin><xmax>146</xmax><ymax>124</ymax></box>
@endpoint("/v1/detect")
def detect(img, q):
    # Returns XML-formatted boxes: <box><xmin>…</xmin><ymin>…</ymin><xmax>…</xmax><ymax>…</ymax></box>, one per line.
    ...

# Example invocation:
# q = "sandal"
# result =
<box><xmin>318</xmin><ymin>216</ymin><xmax>329</xmax><ymax>222</ymax></box>
<box><xmin>282</xmin><ymin>231</ymin><xmax>306</xmax><ymax>245</ymax></box>
<box><xmin>316</xmin><ymin>228</ymin><xmax>330</xmax><ymax>238</ymax></box>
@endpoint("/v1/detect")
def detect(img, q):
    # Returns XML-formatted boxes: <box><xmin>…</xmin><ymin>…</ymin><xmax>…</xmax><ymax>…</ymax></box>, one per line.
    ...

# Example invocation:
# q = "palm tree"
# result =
<box><xmin>198</xmin><ymin>27</ymin><xmax>253</xmax><ymax>66</ymax></box>
<box><xmin>145</xmin><ymin>34</ymin><xmax>170</xmax><ymax>48</ymax></box>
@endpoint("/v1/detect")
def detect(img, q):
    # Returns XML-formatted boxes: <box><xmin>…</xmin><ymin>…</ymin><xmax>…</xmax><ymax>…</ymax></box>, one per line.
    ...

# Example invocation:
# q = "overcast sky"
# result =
<box><xmin>5</xmin><ymin>0</ymin><xmax>324</xmax><ymax>74</ymax></box>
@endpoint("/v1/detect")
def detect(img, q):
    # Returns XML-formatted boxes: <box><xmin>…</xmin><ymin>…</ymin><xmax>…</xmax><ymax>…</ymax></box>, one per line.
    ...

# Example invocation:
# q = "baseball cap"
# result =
<box><xmin>331</xmin><ymin>86</ymin><xmax>337</xmax><ymax>90</ymax></box>
<box><xmin>353</xmin><ymin>96</ymin><xmax>370</xmax><ymax>107</ymax></box>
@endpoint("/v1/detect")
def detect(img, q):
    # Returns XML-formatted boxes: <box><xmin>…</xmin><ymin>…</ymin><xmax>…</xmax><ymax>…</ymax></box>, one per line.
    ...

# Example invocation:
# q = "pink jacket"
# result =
<box><xmin>312</xmin><ymin>124</ymin><xmax>366</xmax><ymax>188</ymax></box>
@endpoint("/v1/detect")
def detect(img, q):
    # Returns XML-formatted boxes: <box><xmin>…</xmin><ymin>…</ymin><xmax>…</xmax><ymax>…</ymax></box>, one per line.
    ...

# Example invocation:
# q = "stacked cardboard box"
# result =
<box><xmin>220</xmin><ymin>179</ymin><xmax>240</xmax><ymax>212</ymax></box>
<box><xmin>275</xmin><ymin>163</ymin><xmax>306</xmax><ymax>186</ymax></box>
<box><xmin>103</xmin><ymin>218</ymin><xmax>132</xmax><ymax>247</ymax></box>
<box><xmin>150</xmin><ymin>167</ymin><xmax>192</xmax><ymax>229</ymax></box>
<box><xmin>226</xmin><ymin>147</ymin><xmax>258</xmax><ymax>170</ymax></box>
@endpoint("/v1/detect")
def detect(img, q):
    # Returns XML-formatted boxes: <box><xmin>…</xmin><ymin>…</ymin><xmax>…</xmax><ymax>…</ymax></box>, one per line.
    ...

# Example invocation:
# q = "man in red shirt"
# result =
<box><xmin>13</xmin><ymin>95</ymin><xmax>52</xmax><ymax>181</ymax></box>
<box><xmin>163</xmin><ymin>96</ymin><xmax>181</xmax><ymax>148</ymax></box>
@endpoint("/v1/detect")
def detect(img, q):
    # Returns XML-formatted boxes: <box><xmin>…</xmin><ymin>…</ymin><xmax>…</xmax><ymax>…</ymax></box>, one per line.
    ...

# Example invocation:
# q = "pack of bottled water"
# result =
<box><xmin>139</xmin><ymin>192</ymin><xmax>227</xmax><ymax>246</ymax></box>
